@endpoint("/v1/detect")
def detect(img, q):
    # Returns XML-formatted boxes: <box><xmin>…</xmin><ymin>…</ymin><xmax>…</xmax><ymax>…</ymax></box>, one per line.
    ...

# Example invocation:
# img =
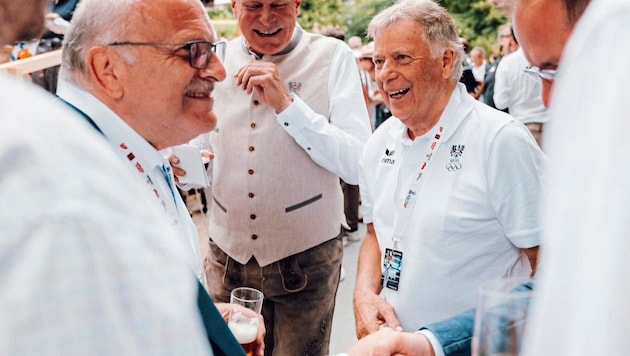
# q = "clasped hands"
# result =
<box><xmin>349</xmin><ymin>292</ymin><xmax>435</xmax><ymax>356</ymax></box>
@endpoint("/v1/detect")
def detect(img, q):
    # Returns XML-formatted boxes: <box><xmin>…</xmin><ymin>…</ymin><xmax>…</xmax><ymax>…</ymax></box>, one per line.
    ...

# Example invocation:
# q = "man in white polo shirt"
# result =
<box><xmin>353</xmin><ymin>0</ymin><xmax>545</xmax><ymax>340</ymax></box>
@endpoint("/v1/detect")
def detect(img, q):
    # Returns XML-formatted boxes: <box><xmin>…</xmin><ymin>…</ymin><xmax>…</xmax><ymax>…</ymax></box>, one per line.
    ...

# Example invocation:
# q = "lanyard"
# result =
<box><xmin>391</xmin><ymin>125</ymin><xmax>446</xmax><ymax>250</ymax></box>
<box><xmin>58</xmin><ymin>96</ymin><xmax>178</xmax><ymax>214</ymax></box>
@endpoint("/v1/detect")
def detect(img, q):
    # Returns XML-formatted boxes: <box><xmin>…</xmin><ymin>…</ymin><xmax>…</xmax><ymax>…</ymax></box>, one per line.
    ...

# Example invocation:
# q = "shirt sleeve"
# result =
<box><xmin>276</xmin><ymin>42</ymin><xmax>372</xmax><ymax>184</ymax></box>
<box><xmin>492</xmin><ymin>56</ymin><xmax>510</xmax><ymax>111</ymax></box>
<box><xmin>486</xmin><ymin>120</ymin><xmax>547</xmax><ymax>248</ymax></box>
<box><xmin>419</xmin><ymin>308</ymin><xmax>476</xmax><ymax>356</ymax></box>
<box><xmin>416</xmin><ymin>329</ymin><xmax>446</xmax><ymax>356</ymax></box>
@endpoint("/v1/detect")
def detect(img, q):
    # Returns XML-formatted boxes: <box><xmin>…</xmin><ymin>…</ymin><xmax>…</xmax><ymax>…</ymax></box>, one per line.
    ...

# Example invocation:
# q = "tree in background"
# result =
<box><xmin>206</xmin><ymin>0</ymin><xmax>508</xmax><ymax>57</ymax></box>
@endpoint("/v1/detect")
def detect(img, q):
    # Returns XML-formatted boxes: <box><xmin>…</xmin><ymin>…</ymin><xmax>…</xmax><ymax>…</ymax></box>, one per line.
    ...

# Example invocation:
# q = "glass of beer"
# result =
<box><xmin>472</xmin><ymin>277</ymin><xmax>535</xmax><ymax>356</ymax></box>
<box><xmin>228</xmin><ymin>287</ymin><xmax>263</xmax><ymax>356</ymax></box>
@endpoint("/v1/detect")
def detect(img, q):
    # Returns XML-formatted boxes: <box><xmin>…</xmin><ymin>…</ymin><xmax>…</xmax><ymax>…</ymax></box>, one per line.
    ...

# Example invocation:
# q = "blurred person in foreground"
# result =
<box><xmin>0</xmin><ymin>0</ymin><xmax>243</xmax><ymax>354</ymax></box>
<box><xmin>56</xmin><ymin>0</ymin><xmax>265</xmax><ymax>354</ymax></box>
<box><xmin>353</xmin><ymin>0</ymin><xmax>544</xmax><ymax>350</ymax></box>
<box><xmin>518</xmin><ymin>0</ymin><xmax>628</xmax><ymax>353</ymax></box>
<box><xmin>338</xmin><ymin>0</ymin><xmax>593</xmax><ymax>354</ymax></box>
<box><xmin>199</xmin><ymin>0</ymin><xmax>371</xmax><ymax>354</ymax></box>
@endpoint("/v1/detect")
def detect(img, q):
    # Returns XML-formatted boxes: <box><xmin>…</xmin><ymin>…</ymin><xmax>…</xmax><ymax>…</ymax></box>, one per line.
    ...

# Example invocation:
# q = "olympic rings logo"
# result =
<box><xmin>446</xmin><ymin>161</ymin><xmax>462</xmax><ymax>171</ymax></box>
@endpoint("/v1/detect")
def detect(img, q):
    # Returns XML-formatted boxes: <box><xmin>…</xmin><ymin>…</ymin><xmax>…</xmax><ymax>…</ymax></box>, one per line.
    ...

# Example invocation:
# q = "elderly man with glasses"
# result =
<box><xmin>56</xmin><ymin>0</ymin><xmax>265</xmax><ymax>354</ymax></box>
<box><xmin>58</xmin><ymin>0</ymin><xmax>225</xmax><ymax>280</ymax></box>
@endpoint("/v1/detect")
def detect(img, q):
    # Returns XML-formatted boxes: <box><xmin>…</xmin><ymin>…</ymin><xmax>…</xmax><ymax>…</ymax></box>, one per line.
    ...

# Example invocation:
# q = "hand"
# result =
<box><xmin>168</xmin><ymin>151</ymin><xmax>214</xmax><ymax>184</ymax></box>
<box><xmin>346</xmin><ymin>327</ymin><xmax>436</xmax><ymax>356</ymax></box>
<box><xmin>200</xmin><ymin>149</ymin><xmax>214</xmax><ymax>164</ymax></box>
<box><xmin>168</xmin><ymin>154</ymin><xmax>186</xmax><ymax>184</ymax></box>
<box><xmin>353</xmin><ymin>291</ymin><xmax>402</xmax><ymax>339</ymax></box>
<box><xmin>235</xmin><ymin>61</ymin><xmax>293</xmax><ymax>113</ymax></box>
<box><xmin>216</xmin><ymin>302</ymin><xmax>266</xmax><ymax>356</ymax></box>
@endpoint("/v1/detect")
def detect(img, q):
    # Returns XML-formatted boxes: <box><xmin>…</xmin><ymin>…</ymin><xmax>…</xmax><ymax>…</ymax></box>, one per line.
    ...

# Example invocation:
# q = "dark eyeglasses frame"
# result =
<box><xmin>106</xmin><ymin>40</ymin><xmax>226</xmax><ymax>69</ymax></box>
<box><xmin>523</xmin><ymin>65</ymin><xmax>557</xmax><ymax>82</ymax></box>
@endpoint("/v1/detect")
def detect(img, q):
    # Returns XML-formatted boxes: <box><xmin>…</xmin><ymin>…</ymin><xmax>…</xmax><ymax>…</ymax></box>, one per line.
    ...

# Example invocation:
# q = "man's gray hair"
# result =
<box><xmin>60</xmin><ymin>0</ymin><xmax>139</xmax><ymax>84</ymax></box>
<box><xmin>367</xmin><ymin>0</ymin><xmax>464</xmax><ymax>80</ymax></box>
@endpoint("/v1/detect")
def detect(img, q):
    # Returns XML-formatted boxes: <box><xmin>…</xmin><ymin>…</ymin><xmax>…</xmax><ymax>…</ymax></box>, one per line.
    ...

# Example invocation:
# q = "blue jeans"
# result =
<box><xmin>205</xmin><ymin>235</ymin><xmax>343</xmax><ymax>356</ymax></box>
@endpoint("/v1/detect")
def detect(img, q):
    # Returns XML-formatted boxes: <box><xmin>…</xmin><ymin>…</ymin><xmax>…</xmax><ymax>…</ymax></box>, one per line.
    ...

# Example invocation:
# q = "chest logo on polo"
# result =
<box><xmin>446</xmin><ymin>144</ymin><xmax>465</xmax><ymax>171</ymax></box>
<box><xmin>382</xmin><ymin>148</ymin><xmax>396</xmax><ymax>165</ymax></box>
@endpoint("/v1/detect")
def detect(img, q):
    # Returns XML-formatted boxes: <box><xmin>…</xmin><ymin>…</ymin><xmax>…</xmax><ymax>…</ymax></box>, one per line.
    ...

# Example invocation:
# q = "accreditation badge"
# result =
<box><xmin>381</xmin><ymin>248</ymin><xmax>403</xmax><ymax>291</ymax></box>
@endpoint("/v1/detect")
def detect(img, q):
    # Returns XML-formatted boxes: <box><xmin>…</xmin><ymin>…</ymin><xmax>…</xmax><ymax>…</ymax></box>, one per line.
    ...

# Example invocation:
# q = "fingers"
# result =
<box><xmin>380</xmin><ymin>308</ymin><xmax>403</xmax><ymax>332</ymax></box>
<box><xmin>354</xmin><ymin>293</ymin><xmax>402</xmax><ymax>339</ymax></box>
<box><xmin>200</xmin><ymin>150</ymin><xmax>214</xmax><ymax>160</ymax></box>
<box><xmin>214</xmin><ymin>302</ymin><xmax>231</xmax><ymax>322</ymax></box>
<box><xmin>171</xmin><ymin>165</ymin><xmax>186</xmax><ymax>179</ymax></box>
<box><xmin>234</xmin><ymin>62</ymin><xmax>289</xmax><ymax>108</ymax></box>
<box><xmin>168</xmin><ymin>154</ymin><xmax>187</xmax><ymax>179</ymax></box>
<box><xmin>255</xmin><ymin>313</ymin><xmax>266</xmax><ymax>356</ymax></box>
<box><xmin>168</xmin><ymin>153</ymin><xmax>179</xmax><ymax>166</ymax></box>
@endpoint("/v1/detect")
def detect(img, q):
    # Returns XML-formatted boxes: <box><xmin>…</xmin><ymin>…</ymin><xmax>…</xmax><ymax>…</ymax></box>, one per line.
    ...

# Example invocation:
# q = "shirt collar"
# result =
<box><xmin>386</xmin><ymin>83</ymin><xmax>474</xmax><ymax>144</ymax></box>
<box><xmin>56</xmin><ymin>79</ymin><xmax>165</xmax><ymax>172</ymax></box>
<box><xmin>240</xmin><ymin>23</ymin><xmax>304</xmax><ymax>59</ymax></box>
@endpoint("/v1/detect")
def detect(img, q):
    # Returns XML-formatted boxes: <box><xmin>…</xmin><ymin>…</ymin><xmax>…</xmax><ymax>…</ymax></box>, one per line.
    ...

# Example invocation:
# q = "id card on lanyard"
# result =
<box><xmin>381</xmin><ymin>125</ymin><xmax>446</xmax><ymax>291</ymax></box>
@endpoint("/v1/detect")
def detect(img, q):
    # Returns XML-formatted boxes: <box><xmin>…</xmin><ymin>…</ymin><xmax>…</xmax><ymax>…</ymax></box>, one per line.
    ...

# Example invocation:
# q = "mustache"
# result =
<box><xmin>184</xmin><ymin>79</ymin><xmax>214</xmax><ymax>95</ymax></box>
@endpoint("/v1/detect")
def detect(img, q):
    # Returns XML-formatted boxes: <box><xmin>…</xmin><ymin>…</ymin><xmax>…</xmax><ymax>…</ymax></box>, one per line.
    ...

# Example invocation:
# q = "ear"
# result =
<box><xmin>87</xmin><ymin>46</ymin><xmax>125</xmax><ymax>99</ymax></box>
<box><xmin>441</xmin><ymin>48</ymin><xmax>456</xmax><ymax>79</ymax></box>
<box><xmin>231</xmin><ymin>0</ymin><xmax>237</xmax><ymax>15</ymax></box>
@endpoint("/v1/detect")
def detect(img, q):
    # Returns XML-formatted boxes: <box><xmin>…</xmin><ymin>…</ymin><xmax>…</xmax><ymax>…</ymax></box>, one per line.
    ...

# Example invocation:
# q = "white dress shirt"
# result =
<box><xmin>0</xmin><ymin>74</ymin><xmax>211</xmax><ymax>355</ymax></box>
<box><xmin>57</xmin><ymin>80</ymin><xmax>202</xmax><ymax>279</ymax></box>
<box><xmin>494</xmin><ymin>48</ymin><xmax>549</xmax><ymax>124</ymax></box>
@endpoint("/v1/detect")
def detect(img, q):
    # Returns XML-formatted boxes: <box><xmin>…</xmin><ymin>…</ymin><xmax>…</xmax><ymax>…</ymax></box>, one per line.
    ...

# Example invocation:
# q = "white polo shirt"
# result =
<box><xmin>359</xmin><ymin>84</ymin><xmax>546</xmax><ymax>329</ymax></box>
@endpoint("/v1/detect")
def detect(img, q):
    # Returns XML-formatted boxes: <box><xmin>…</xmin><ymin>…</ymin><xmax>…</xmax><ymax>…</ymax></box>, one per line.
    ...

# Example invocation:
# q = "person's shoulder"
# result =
<box><xmin>501</xmin><ymin>49</ymin><xmax>524</xmax><ymax>66</ymax></box>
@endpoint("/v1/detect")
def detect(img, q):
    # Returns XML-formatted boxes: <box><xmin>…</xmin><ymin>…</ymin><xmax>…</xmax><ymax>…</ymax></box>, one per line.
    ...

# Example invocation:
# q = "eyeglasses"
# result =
<box><xmin>106</xmin><ymin>40</ymin><xmax>226</xmax><ymax>69</ymax></box>
<box><xmin>523</xmin><ymin>65</ymin><xmax>558</xmax><ymax>82</ymax></box>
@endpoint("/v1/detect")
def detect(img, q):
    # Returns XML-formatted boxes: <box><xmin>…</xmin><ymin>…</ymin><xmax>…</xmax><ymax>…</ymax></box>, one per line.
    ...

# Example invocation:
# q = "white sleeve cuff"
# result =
<box><xmin>416</xmin><ymin>329</ymin><xmax>445</xmax><ymax>356</ymax></box>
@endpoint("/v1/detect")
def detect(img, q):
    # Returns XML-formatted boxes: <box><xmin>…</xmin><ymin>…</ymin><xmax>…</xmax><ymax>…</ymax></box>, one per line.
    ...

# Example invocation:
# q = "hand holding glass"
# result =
<box><xmin>228</xmin><ymin>287</ymin><xmax>264</xmax><ymax>356</ymax></box>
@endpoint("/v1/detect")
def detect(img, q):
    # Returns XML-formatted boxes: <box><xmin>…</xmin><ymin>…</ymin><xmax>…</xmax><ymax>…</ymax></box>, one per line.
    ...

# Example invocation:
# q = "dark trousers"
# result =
<box><xmin>205</xmin><ymin>236</ymin><xmax>343</xmax><ymax>356</ymax></box>
<box><xmin>341</xmin><ymin>180</ymin><xmax>360</xmax><ymax>231</ymax></box>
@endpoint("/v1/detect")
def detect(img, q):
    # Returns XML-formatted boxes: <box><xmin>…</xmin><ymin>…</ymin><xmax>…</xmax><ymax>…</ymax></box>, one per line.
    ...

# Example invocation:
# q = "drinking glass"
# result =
<box><xmin>472</xmin><ymin>277</ymin><xmax>535</xmax><ymax>356</ymax></box>
<box><xmin>228</xmin><ymin>287</ymin><xmax>264</xmax><ymax>356</ymax></box>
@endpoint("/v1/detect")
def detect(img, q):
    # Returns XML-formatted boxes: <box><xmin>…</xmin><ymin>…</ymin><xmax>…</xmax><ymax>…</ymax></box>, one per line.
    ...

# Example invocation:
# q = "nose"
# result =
<box><xmin>259</xmin><ymin>7</ymin><xmax>277</xmax><ymax>27</ymax></box>
<box><xmin>199</xmin><ymin>55</ymin><xmax>227</xmax><ymax>82</ymax></box>
<box><xmin>376</xmin><ymin>59</ymin><xmax>397</xmax><ymax>85</ymax></box>
<box><xmin>541</xmin><ymin>79</ymin><xmax>553</xmax><ymax>108</ymax></box>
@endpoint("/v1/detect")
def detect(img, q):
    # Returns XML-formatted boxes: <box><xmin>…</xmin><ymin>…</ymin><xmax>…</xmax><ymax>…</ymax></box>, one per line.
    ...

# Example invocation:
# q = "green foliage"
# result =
<box><xmin>346</xmin><ymin>0</ymin><xmax>396</xmax><ymax>41</ymax></box>
<box><xmin>444</xmin><ymin>0</ymin><xmax>507</xmax><ymax>55</ymax></box>
<box><xmin>208</xmin><ymin>0</ymin><xmax>509</xmax><ymax>58</ymax></box>
<box><xmin>298</xmin><ymin>0</ymin><xmax>350</xmax><ymax>31</ymax></box>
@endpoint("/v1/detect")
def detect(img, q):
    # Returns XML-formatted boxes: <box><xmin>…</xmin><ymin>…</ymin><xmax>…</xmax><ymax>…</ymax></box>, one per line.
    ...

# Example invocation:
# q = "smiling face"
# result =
<box><xmin>373</xmin><ymin>19</ymin><xmax>457</xmax><ymax>138</ymax></box>
<box><xmin>513</xmin><ymin>0</ymin><xmax>573</xmax><ymax>107</ymax></box>
<box><xmin>231</xmin><ymin>0</ymin><xmax>300</xmax><ymax>56</ymax></box>
<box><xmin>110</xmin><ymin>0</ymin><xmax>227</xmax><ymax>149</ymax></box>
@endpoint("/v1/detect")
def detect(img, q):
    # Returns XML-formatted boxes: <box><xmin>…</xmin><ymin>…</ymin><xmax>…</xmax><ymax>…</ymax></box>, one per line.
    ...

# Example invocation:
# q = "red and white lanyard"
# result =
<box><xmin>391</xmin><ymin>125</ymin><xmax>446</xmax><ymax>250</ymax></box>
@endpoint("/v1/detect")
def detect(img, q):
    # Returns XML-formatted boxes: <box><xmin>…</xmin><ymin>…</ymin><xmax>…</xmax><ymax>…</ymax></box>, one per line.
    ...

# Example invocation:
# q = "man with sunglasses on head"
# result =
<box><xmin>56</xmin><ymin>0</ymin><xmax>264</xmax><ymax>354</ymax></box>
